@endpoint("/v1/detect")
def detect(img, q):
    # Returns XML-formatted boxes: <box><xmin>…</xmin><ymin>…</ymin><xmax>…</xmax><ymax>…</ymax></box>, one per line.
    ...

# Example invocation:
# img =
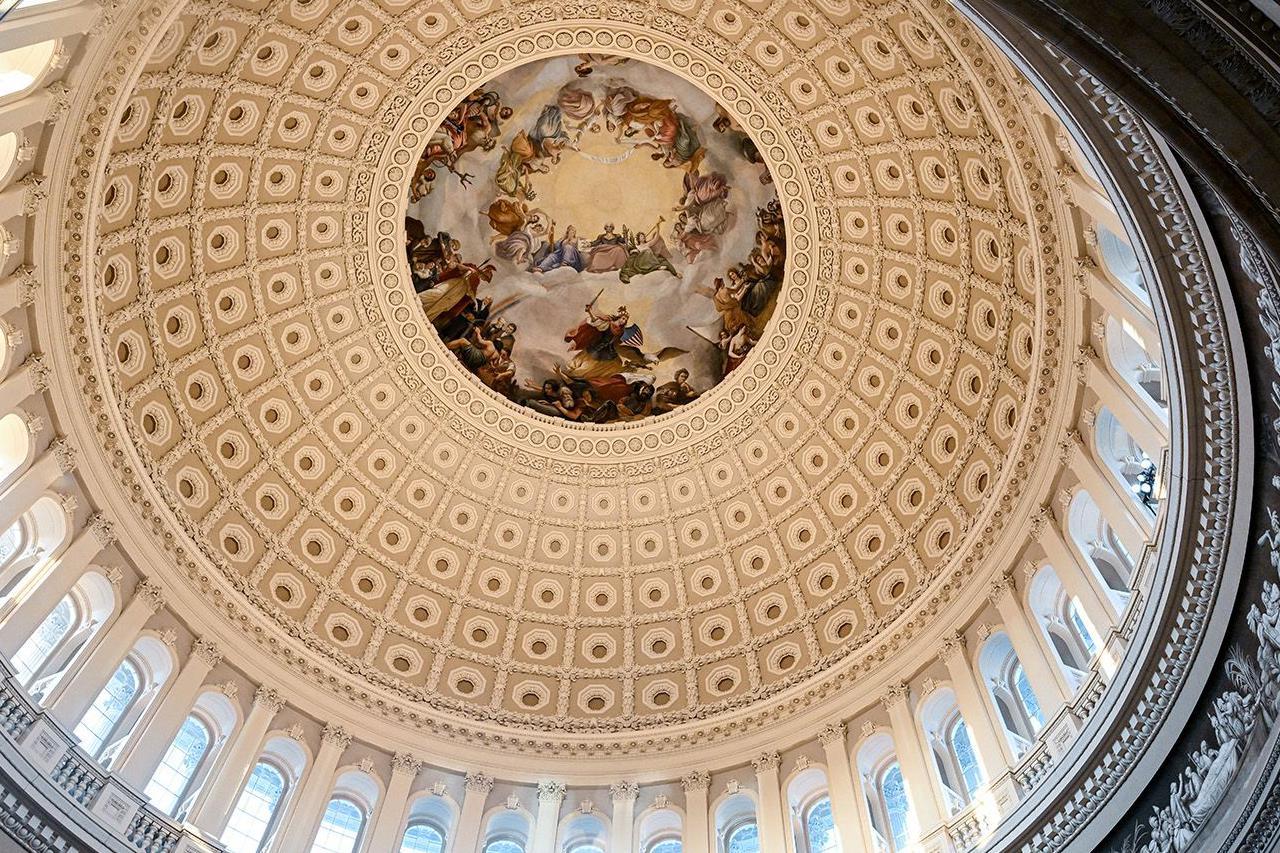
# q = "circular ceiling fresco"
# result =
<box><xmin>404</xmin><ymin>55</ymin><xmax>786</xmax><ymax>424</ymax></box>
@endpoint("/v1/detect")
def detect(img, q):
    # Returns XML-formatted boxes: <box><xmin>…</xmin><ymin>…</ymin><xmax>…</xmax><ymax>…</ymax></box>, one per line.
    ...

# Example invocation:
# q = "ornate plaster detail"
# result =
<box><xmin>253</xmin><ymin>686</ymin><xmax>284</xmax><ymax>712</ymax></box>
<box><xmin>23</xmin><ymin>354</ymin><xmax>50</xmax><ymax>392</ymax></box>
<box><xmin>392</xmin><ymin>753</ymin><xmax>423</xmax><ymax>776</ymax></box>
<box><xmin>134</xmin><ymin>579</ymin><xmax>164</xmax><ymax>612</ymax></box>
<box><xmin>538</xmin><ymin>781</ymin><xmax>566</xmax><ymax>803</ymax></box>
<box><xmin>86</xmin><ymin>512</ymin><xmax>115</xmax><ymax>547</ymax></box>
<box><xmin>818</xmin><ymin>723</ymin><xmax>846</xmax><ymax>746</ymax></box>
<box><xmin>680</xmin><ymin>771</ymin><xmax>710</xmax><ymax>793</ymax></box>
<box><xmin>881</xmin><ymin>682</ymin><xmax>910</xmax><ymax>712</ymax></box>
<box><xmin>321</xmin><ymin>724</ymin><xmax>351</xmax><ymax>750</ymax></box>
<box><xmin>191</xmin><ymin>638</ymin><xmax>222</xmax><ymax>668</ymax></box>
<box><xmin>610</xmin><ymin>781</ymin><xmax>638</xmax><ymax>802</ymax></box>
<box><xmin>465</xmin><ymin>771</ymin><xmax>494</xmax><ymax>793</ymax></box>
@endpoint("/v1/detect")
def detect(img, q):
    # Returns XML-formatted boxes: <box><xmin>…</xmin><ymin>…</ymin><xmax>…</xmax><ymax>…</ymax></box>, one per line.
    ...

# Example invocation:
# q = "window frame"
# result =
<box><xmin>309</xmin><ymin>794</ymin><xmax>368</xmax><ymax>853</ymax></box>
<box><xmin>222</xmin><ymin>757</ymin><xmax>292</xmax><ymax>853</ymax></box>
<box><xmin>400</xmin><ymin>819</ymin><xmax>447</xmax><ymax>853</ymax></box>
<box><xmin>72</xmin><ymin>656</ymin><xmax>142</xmax><ymax>760</ymax></box>
<box><xmin>143</xmin><ymin>711</ymin><xmax>216</xmax><ymax>817</ymax></box>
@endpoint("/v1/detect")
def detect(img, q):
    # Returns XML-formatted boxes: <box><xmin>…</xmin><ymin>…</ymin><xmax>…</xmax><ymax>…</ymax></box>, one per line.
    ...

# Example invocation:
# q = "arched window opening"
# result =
<box><xmin>0</xmin><ymin>521</ymin><xmax>24</xmax><ymax>571</ymax></box>
<box><xmin>949</xmin><ymin>720</ymin><xmax>982</xmax><ymax>800</ymax></box>
<box><xmin>561</xmin><ymin>812</ymin><xmax>607</xmax><ymax>853</ymax></box>
<box><xmin>1048</xmin><ymin>628</ymin><xmax>1086</xmax><ymax>671</ymax></box>
<box><xmin>804</xmin><ymin>797</ymin><xmax>838</xmax><ymax>853</ymax></box>
<box><xmin>726</xmin><ymin>822</ymin><xmax>760</xmax><ymax>853</ymax></box>
<box><xmin>918</xmin><ymin>689</ymin><xmax>983</xmax><ymax>813</ymax></box>
<box><xmin>1096</xmin><ymin>226</ymin><xmax>1148</xmax><ymax>301</ymax></box>
<box><xmin>311</xmin><ymin>797</ymin><xmax>366</xmax><ymax>853</ymax></box>
<box><xmin>1068</xmin><ymin>491</ymin><xmax>1138</xmax><ymax>598</ymax></box>
<box><xmin>1104</xmin><ymin>315</ymin><xmax>1166</xmax><ymax>410</ymax></box>
<box><xmin>1028</xmin><ymin>564</ymin><xmax>1101</xmax><ymax>679</ymax></box>
<box><xmin>223</xmin><ymin>761</ymin><xmax>287</xmax><ymax>853</ymax></box>
<box><xmin>401</xmin><ymin>822</ymin><xmax>446</xmax><ymax>853</ymax></box>
<box><xmin>1012</xmin><ymin>663</ymin><xmax>1044</xmax><ymax>730</ymax></box>
<box><xmin>11</xmin><ymin>596</ymin><xmax>72</xmax><ymax>684</ymax></box>
<box><xmin>1068</xmin><ymin>600</ymin><xmax>1099</xmax><ymax>658</ymax></box>
<box><xmin>143</xmin><ymin>714</ymin><xmax>211</xmax><ymax>815</ymax></box>
<box><xmin>485</xmin><ymin>840</ymin><xmax>525</xmax><ymax>853</ymax></box>
<box><xmin>72</xmin><ymin>659</ymin><xmax>138</xmax><ymax>758</ymax></box>
<box><xmin>0</xmin><ymin>412</ymin><xmax>32</xmax><ymax>490</ymax></box>
<box><xmin>0</xmin><ymin>132</ymin><xmax>19</xmax><ymax>188</ymax></box>
<box><xmin>483</xmin><ymin>808</ymin><xmax>530</xmax><ymax>853</ymax></box>
<box><xmin>1095</xmin><ymin>408</ymin><xmax>1161</xmax><ymax>513</ymax></box>
<box><xmin>640</xmin><ymin>806</ymin><xmax>683</xmax><ymax>853</ymax></box>
<box><xmin>879</xmin><ymin>764</ymin><xmax>911</xmax><ymax>851</ymax></box>
<box><xmin>980</xmin><ymin>634</ymin><xmax>1047</xmax><ymax>757</ymax></box>
<box><xmin>0</xmin><ymin>39</ymin><xmax>59</xmax><ymax>100</ymax></box>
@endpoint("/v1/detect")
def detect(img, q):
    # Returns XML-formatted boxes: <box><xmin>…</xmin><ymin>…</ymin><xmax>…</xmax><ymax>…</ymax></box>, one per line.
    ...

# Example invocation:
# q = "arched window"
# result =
<box><xmin>949</xmin><ymin>720</ymin><xmax>982</xmax><ymax>800</ymax></box>
<box><xmin>485</xmin><ymin>840</ymin><xmax>525</xmax><ymax>853</ymax></box>
<box><xmin>0</xmin><ymin>521</ymin><xmax>23</xmax><ymax>569</ymax></box>
<box><xmin>566</xmin><ymin>846</ymin><xmax>604</xmax><ymax>853</ymax></box>
<box><xmin>1012</xmin><ymin>663</ymin><xmax>1044</xmax><ymax>730</ymax></box>
<box><xmin>1068</xmin><ymin>600</ymin><xmax>1099</xmax><ymax>658</ymax></box>
<box><xmin>1096</xmin><ymin>226</ymin><xmax>1147</xmax><ymax>301</ymax></box>
<box><xmin>401</xmin><ymin>823</ymin><xmax>446</xmax><ymax>853</ymax></box>
<box><xmin>726</xmin><ymin>822</ymin><xmax>760</xmax><ymax>853</ymax></box>
<box><xmin>0</xmin><ymin>412</ymin><xmax>30</xmax><ymax>491</ymax></box>
<box><xmin>879</xmin><ymin>764</ymin><xmax>910</xmax><ymax>851</ymax></box>
<box><xmin>143</xmin><ymin>715</ymin><xmax>211</xmax><ymax>815</ymax></box>
<box><xmin>223</xmin><ymin>761</ymin><xmax>288</xmax><ymax>853</ymax></box>
<box><xmin>804</xmin><ymin>796</ymin><xmax>838</xmax><ymax>853</ymax></box>
<box><xmin>11</xmin><ymin>597</ymin><xmax>73</xmax><ymax>684</ymax></box>
<box><xmin>311</xmin><ymin>797</ymin><xmax>366</xmax><ymax>853</ymax></box>
<box><xmin>72</xmin><ymin>659</ymin><xmax>139</xmax><ymax>758</ymax></box>
<box><xmin>649</xmin><ymin>840</ymin><xmax>682</xmax><ymax>853</ymax></box>
<box><xmin>0</xmin><ymin>39</ymin><xmax>59</xmax><ymax>101</ymax></box>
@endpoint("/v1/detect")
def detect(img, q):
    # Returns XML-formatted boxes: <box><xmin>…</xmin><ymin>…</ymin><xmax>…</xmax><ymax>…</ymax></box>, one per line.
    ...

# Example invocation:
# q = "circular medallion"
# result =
<box><xmin>404</xmin><ymin>55</ymin><xmax>786</xmax><ymax>424</ymax></box>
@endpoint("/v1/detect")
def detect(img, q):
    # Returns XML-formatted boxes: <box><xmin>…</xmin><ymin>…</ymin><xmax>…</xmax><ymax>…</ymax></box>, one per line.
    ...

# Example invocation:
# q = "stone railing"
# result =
<box><xmin>948</xmin><ymin>799</ymin><xmax>996</xmax><ymax>852</ymax></box>
<box><xmin>0</xmin><ymin>661</ymin><xmax>224</xmax><ymax>852</ymax></box>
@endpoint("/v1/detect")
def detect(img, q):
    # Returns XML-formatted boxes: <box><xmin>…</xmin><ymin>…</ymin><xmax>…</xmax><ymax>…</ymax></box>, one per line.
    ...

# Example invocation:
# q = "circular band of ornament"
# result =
<box><xmin>365</xmin><ymin>29</ymin><xmax>824</xmax><ymax>458</ymax></box>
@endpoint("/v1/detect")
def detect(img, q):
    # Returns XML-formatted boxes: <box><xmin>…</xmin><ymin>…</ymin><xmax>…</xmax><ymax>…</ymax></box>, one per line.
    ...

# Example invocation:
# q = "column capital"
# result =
<box><xmin>17</xmin><ymin>173</ymin><xmax>46</xmax><ymax>217</ymax></box>
<box><xmin>610</xmin><ymin>780</ymin><xmax>639</xmax><ymax>803</ymax></box>
<box><xmin>987</xmin><ymin>571</ymin><xmax>1015</xmax><ymax>605</ymax></box>
<box><xmin>392</xmin><ymin>752</ymin><xmax>422</xmax><ymax>777</ymax></box>
<box><xmin>881</xmin><ymin>681</ymin><xmax>910</xmax><ymax>713</ymax></box>
<box><xmin>10</xmin><ymin>265</ymin><xmax>38</xmax><ymax>307</ymax></box>
<box><xmin>1028</xmin><ymin>505</ymin><xmax>1052</xmax><ymax>537</ymax></box>
<box><xmin>191</xmin><ymin>637</ymin><xmax>222</xmax><ymax>667</ymax></box>
<box><xmin>135</xmin><ymin>579</ymin><xmax>165</xmax><ymax>612</ymax></box>
<box><xmin>87</xmin><ymin>512</ymin><xmax>116</xmax><ymax>546</ymax></box>
<box><xmin>752</xmin><ymin>751</ymin><xmax>780</xmax><ymax>774</ymax></box>
<box><xmin>681</xmin><ymin>770</ymin><xmax>710</xmax><ymax>792</ymax></box>
<box><xmin>817</xmin><ymin>722</ymin><xmax>846</xmax><ymax>747</ymax></box>
<box><xmin>23</xmin><ymin>353</ymin><xmax>50</xmax><ymax>392</ymax></box>
<box><xmin>939</xmin><ymin>631</ymin><xmax>967</xmax><ymax>663</ymax></box>
<box><xmin>465</xmin><ymin>771</ymin><xmax>495</xmax><ymax>793</ymax></box>
<box><xmin>45</xmin><ymin>81</ymin><xmax>72</xmax><ymax>124</ymax></box>
<box><xmin>253</xmin><ymin>685</ymin><xmax>284</xmax><ymax>712</ymax></box>
<box><xmin>50</xmin><ymin>437</ymin><xmax>76</xmax><ymax>472</ymax></box>
<box><xmin>321</xmin><ymin>723</ymin><xmax>351</xmax><ymax>750</ymax></box>
<box><xmin>537</xmin><ymin>780</ymin><xmax>566</xmax><ymax>803</ymax></box>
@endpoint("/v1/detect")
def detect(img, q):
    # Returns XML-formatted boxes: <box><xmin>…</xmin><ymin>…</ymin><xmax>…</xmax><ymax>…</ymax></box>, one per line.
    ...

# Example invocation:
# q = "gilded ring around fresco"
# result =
<box><xmin>404</xmin><ymin>55</ymin><xmax>787</xmax><ymax>425</ymax></box>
